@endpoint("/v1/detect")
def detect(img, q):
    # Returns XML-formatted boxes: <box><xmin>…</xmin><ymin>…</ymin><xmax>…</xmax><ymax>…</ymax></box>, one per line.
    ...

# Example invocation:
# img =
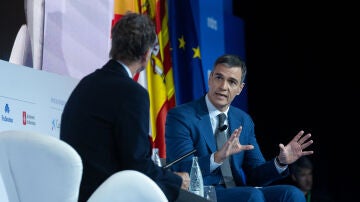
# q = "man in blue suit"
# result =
<box><xmin>165</xmin><ymin>54</ymin><xmax>314</xmax><ymax>202</ymax></box>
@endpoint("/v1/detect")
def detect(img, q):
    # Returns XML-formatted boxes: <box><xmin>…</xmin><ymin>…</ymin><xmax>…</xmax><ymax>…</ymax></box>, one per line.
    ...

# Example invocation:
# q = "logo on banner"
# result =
<box><xmin>51</xmin><ymin>119</ymin><xmax>60</xmax><ymax>131</ymax></box>
<box><xmin>1</xmin><ymin>103</ymin><xmax>13</xmax><ymax>123</ymax></box>
<box><xmin>22</xmin><ymin>111</ymin><xmax>36</xmax><ymax>126</ymax></box>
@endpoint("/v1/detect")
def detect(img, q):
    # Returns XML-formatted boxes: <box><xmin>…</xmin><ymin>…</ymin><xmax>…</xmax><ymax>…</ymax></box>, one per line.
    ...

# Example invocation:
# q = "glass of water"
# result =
<box><xmin>203</xmin><ymin>185</ymin><xmax>217</xmax><ymax>202</ymax></box>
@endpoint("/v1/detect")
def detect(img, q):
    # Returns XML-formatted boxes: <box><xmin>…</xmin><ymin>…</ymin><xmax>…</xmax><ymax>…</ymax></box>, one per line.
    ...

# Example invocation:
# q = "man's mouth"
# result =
<box><xmin>215</xmin><ymin>92</ymin><xmax>228</xmax><ymax>98</ymax></box>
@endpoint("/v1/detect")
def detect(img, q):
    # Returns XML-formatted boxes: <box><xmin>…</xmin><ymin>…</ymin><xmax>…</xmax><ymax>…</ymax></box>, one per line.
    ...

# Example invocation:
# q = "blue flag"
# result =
<box><xmin>168</xmin><ymin>0</ymin><xmax>206</xmax><ymax>105</ymax></box>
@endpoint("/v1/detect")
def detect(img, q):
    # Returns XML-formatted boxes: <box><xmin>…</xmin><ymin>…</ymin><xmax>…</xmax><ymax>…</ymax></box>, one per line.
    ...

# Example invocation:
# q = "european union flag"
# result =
<box><xmin>168</xmin><ymin>0</ymin><xmax>206</xmax><ymax>105</ymax></box>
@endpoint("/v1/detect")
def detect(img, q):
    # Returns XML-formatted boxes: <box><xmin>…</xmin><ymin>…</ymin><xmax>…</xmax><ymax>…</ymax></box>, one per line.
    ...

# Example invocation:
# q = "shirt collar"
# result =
<box><xmin>116</xmin><ymin>60</ymin><xmax>132</xmax><ymax>78</ymax></box>
<box><xmin>205</xmin><ymin>94</ymin><xmax>229</xmax><ymax>120</ymax></box>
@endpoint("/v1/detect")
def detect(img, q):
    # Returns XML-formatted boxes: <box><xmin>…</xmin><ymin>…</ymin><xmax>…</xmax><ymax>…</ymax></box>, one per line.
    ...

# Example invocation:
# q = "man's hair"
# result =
<box><xmin>213</xmin><ymin>54</ymin><xmax>247</xmax><ymax>83</ymax></box>
<box><xmin>290</xmin><ymin>156</ymin><xmax>313</xmax><ymax>175</ymax></box>
<box><xmin>109</xmin><ymin>12</ymin><xmax>156</xmax><ymax>63</ymax></box>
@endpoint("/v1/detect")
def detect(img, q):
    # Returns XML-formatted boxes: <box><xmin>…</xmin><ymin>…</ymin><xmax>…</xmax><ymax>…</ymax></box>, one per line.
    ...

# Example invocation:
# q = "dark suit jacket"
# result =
<box><xmin>60</xmin><ymin>59</ymin><xmax>182</xmax><ymax>201</ymax></box>
<box><xmin>165</xmin><ymin>96</ymin><xmax>288</xmax><ymax>187</ymax></box>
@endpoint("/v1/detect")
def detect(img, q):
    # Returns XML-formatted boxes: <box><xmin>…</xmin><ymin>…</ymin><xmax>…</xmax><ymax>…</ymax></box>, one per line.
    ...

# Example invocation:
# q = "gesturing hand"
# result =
<box><xmin>277</xmin><ymin>130</ymin><xmax>314</xmax><ymax>165</ymax></box>
<box><xmin>214</xmin><ymin>126</ymin><xmax>254</xmax><ymax>163</ymax></box>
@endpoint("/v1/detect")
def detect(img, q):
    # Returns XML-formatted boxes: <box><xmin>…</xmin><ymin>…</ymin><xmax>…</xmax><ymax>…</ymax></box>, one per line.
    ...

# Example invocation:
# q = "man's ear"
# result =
<box><xmin>237</xmin><ymin>82</ymin><xmax>245</xmax><ymax>95</ymax></box>
<box><xmin>145</xmin><ymin>48</ymin><xmax>152</xmax><ymax>59</ymax></box>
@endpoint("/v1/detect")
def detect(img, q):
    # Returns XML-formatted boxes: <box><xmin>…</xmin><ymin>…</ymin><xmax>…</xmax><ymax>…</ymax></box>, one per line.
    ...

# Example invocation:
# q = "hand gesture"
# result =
<box><xmin>214</xmin><ymin>126</ymin><xmax>254</xmax><ymax>163</ymax></box>
<box><xmin>277</xmin><ymin>130</ymin><xmax>314</xmax><ymax>165</ymax></box>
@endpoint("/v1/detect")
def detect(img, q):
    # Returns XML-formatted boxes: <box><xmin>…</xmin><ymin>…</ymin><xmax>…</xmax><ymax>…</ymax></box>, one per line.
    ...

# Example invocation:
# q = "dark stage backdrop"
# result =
<box><xmin>234</xmin><ymin>1</ymin><xmax>357</xmax><ymax>201</ymax></box>
<box><xmin>0</xmin><ymin>0</ymin><xmax>25</xmax><ymax>61</ymax></box>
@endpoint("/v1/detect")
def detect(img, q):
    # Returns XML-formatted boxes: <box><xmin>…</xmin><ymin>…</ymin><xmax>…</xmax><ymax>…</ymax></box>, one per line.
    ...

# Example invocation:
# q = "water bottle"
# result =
<box><xmin>152</xmin><ymin>148</ymin><xmax>162</xmax><ymax>167</ymax></box>
<box><xmin>189</xmin><ymin>156</ymin><xmax>204</xmax><ymax>197</ymax></box>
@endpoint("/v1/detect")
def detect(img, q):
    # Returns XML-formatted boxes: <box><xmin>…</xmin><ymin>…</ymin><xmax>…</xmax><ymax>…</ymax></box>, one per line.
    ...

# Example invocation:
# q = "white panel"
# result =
<box><xmin>42</xmin><ymin>0</ymin><xmax>114</xmax><ymax>79</ymax></box>
<box><xmin>0</xmin><ymin>60</ymin><xmax>78</xmax><ymax>138</ymax></box>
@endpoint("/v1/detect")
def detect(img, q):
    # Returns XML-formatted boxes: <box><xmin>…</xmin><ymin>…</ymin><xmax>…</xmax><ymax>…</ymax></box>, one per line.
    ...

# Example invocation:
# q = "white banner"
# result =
<box><xmin>42</xmin><ymin>0</ymin><xmax>113</xmax><ymax>79</ymax></box>
<box><xmin>0</xmin><ymin>60</ymin><xmax>78</xmax><ymax>138</ymax></box>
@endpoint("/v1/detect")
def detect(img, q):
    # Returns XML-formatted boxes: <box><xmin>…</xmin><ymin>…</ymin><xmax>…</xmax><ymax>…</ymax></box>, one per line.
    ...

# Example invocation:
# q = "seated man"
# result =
<box><xmin>290</xmin><ymin>156</ymin><xmax>334</xmax><ymax>202</ymax></box>
<box><xmin>165</xmin><ymin>54</ymin><xmax>314</xmax><ymax>202</ymax></box>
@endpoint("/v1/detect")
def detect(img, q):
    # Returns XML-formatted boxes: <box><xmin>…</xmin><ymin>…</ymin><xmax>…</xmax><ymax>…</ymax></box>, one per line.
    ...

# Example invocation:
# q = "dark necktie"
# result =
<box><xmin>216</xmin><ymin>113</ymin><xmax>236</xmax><ymax>188</ymax></box>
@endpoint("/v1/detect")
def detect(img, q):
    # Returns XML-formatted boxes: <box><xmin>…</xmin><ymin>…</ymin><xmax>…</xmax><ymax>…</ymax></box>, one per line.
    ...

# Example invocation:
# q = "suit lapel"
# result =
<box><xmin>227</xmin><ymin>107</ymin><xmax>242</xmax><ymax>134</ymax></box>
<box><xmin>195</xmin><ymin>97</ymin><xmax>217</xmax><ymax>153</ymax></box>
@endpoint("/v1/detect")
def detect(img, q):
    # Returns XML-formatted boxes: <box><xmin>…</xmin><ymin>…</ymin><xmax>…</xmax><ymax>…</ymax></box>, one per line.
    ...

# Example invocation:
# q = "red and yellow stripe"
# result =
<box><xmin>113</xmin><ymin>0</ymin><xmax>175</xmax><ymax>158</ymax></box>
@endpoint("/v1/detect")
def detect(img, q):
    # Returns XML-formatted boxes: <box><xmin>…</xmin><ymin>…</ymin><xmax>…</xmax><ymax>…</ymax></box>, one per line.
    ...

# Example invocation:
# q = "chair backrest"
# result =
<box><xmin>9</xmin><ymin>24</ymin><xmax>33</xmax><ymax>67</ymax></box>
<box><xmin>88</xmin><ymin>170</ymin><xmax>168</xmax><ymax>202</ymax></box>
<box><xmin>0</xmin><ymin>130</ymin><xmax>83</xmax><ymax>202</ymax></box>
<box><xmin>9</xmin><ymin>0</ymin><xmax>45</xmax><ymax>69</ymax></box>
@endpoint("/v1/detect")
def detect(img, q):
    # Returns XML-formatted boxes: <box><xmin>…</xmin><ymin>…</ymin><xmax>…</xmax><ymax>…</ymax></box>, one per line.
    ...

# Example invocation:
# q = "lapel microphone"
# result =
<box><xmin>219</xmin><ymin>125</ymin><xmax>228</xmax><ymax>132</ymax></box>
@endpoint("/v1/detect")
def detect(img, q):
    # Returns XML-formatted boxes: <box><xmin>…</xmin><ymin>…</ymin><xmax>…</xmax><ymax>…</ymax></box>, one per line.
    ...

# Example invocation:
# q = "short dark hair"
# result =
<box><xmin>109</xmin><ymin>12</ymin><xmax>156</xmax><ymax>63</ymax></box>
<box><xmin>213</xmin><ymin>54</ymin><xmax>247</xmax><ymax>83</ymax></box>
<box><xmin>290</xmin><ymin>156</ymin><xmax>313</xmax><ymax>175</ymax></box>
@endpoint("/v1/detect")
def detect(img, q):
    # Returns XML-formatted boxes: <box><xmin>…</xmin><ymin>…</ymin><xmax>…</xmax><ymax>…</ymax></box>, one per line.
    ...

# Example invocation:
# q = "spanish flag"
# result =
<box><xmin>113</xmin><ymin>0</ymin><xmax>175</xmax><ymax>158</ymax></box>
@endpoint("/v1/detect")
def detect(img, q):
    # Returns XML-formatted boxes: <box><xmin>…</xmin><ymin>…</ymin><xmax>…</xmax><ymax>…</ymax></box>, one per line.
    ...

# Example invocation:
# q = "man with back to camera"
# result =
<box><xmin>165</xmin><ymin>54</ymin><xmax>314</xmax><ymax>202</ymax></box>
<box><xmin>60</xmin><ymin>12</ymin><xmax>207</xmax><ymax>202</ymax></box>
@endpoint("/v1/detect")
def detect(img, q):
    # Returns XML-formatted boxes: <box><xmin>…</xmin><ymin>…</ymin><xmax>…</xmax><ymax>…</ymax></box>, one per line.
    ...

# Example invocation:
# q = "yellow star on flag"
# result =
<box><xmin>178</xmin><ymin>35</ymin><xmax>185</xmax><ymax>50</ymax></box>
<box><xmin>192</xmin><ymin>46</ymin><xmax>201</xmax><ymax>59</ymax></box>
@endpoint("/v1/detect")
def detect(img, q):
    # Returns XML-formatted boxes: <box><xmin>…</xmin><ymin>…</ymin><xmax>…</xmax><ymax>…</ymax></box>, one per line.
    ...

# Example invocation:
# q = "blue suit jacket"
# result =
<box><xmin>165</xmin><ymin>96</ymin><xmax>288</xmax><ymax>187</ymax></box>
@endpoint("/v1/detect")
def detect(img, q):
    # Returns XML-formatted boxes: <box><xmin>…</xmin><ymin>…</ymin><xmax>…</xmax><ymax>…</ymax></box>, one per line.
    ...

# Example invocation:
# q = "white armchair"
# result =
<box><xmin>0</xmin><ymin>130</ymin><xmax>169</xmax><ymax>202</ymax></box>
<box><xmin>0</xmin><ymin>130</ymin><xmax>83</xmax><ymax>202</ymax></box>
<box><xmin>88</xmin><ymin>170</ymin><xmax>168</xmax><ymax>202</ymax></box>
